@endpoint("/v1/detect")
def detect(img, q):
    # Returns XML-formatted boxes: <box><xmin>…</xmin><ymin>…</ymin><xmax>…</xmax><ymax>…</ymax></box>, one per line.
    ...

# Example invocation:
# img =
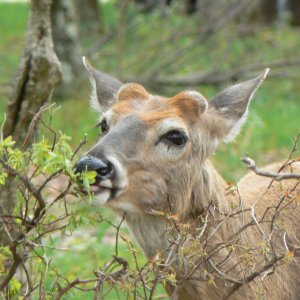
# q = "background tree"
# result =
<box><xmin>75</xmin><ymin>0</ymin><xmax>102</xmax><ymax>36</ymax></box>
<box><xmin>260</xmin><ymin>0</ymin><xmax>277</xmax><ymax>23</ymax></box>
<box><xmin>290</xmin><ymin>0</ymin><xmax>300</xmax><ymax>26</ymax></box>
<box><xmin>51</xmin><ymin>0</ymin><xmax>81</xmax><ymax>95</ymax></box>
<box><xmin>0</xmin><ymin>0</ymin><xmax>61</xmax><ymax>246</ymax></box>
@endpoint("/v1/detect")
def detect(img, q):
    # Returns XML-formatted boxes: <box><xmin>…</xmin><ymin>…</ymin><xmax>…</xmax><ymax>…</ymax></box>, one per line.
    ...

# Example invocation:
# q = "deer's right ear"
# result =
<box><xmin>83</xmin><ymin>56</ymin><xmax>123</xmax><ymax>113</ymax></box>
<box><xmin>207</xmin><ymin>69</ymin><xmax>269</xmax><ymax>143</ymax></box>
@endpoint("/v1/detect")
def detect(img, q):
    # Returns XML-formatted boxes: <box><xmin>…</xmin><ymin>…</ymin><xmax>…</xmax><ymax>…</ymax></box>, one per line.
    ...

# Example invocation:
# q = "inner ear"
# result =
<box><xmin>82</xmin><ymin>56</ymin><xmax>122</xmax><ymax>113</ymax></box>
<box><xmin>207</xmin><ymin>69</ymin><xmax>269</xmax><ymax>142</ymax></box>
<box><xmin>168</xmin><ymin>91</ymin><xmax>208</xmax><ymax>119</ymax></box>
<box><xmin>117</xmin><ymin>83</ymin><xmax>149</xmax><ymax>102</ymax></box>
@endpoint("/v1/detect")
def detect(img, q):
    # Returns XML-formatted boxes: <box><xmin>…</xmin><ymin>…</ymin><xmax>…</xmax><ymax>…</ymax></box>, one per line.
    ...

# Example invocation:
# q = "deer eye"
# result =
<box><xmin>163</xmin><ymin>130</ymin><xmax>187</xmax><ymax>146</ymax></box>
<box><xmin>98</xmin><ymin>119</ymin><xmax>109</xmax><ymax>134</ymax></box>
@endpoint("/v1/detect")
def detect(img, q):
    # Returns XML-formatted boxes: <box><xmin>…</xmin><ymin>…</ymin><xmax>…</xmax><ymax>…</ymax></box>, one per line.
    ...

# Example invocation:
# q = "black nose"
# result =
<box><xmin>74</xmin><ymin>155</ymin><xmax>114</xmax><ymax>183</ymax></box>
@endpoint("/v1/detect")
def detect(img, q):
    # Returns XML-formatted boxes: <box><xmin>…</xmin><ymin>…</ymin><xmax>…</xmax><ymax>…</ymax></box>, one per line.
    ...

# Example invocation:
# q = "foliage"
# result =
<box><xmin>0</xmin><ymin>108</ymin><xmax>170</xmax><ymax>299</ymax></box>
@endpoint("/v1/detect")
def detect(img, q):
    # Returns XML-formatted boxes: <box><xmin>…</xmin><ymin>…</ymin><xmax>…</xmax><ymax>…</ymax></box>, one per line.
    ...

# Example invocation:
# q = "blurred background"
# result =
<box><xmin>0</xmin><ymin>1</ymin><xmax>299</xmax><ymax>298</ymax></box>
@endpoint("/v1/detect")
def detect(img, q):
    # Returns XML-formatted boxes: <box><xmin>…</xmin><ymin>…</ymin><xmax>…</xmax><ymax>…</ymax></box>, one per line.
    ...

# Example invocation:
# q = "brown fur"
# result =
<box><xmin>109</xmin><ymin>93</ymin><xmax>300</xmax><ymax>299</ymax></box>
<box><xmin>117</xmin><ymin>83</ymin><xmax>149</xmax><ymax>102</ymax></box>
<box><xmin>82</xmin><ymin>66</ymin><xmax>300</xmax><ymax>299</ymax></box>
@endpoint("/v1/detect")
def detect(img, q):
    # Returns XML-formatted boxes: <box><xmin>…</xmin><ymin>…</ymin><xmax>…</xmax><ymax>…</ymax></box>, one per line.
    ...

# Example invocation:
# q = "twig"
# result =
<box><xmin>0</xmin><ymin>114</ymin><xmax>7</xmax><ymax>141</ymax></box>
<box><xmin>251</xmin><ymin>205</ymin><xmax>265</xmax><ymax>237</ymax></box>
<box><xmin>54</xmin><ymin>278</ymin><xmax>100</xmax><ymax>300</ymax></box>
<box><xmin>147</xmin><ymin>57</ymin><xmax>300</xmax><ymax>87</ymax></box>
<box><xmin>71</xmin><ymin>134</ymin><xmax>87</xmax><ymax>160</ymax></box>
<box><xmin>222</xmin><ymin>254</ymin><xmax>285</xmax><ymax>300</ymax></box>
<box><xmin>115</xmin><ymin>213</ymin><xmax>125</xmax><ymax>257</ymax></box>
<box><xmin>0</xmin><ymin>159</ymin><xmax>45</xmax><ymax>211</ymax></box>
<box><xmin>22</xmin><ymin>98</ymin><xmax>54</xmax><ymax>148</ymax></box>
<box><xmin>0</xmin><ymin>247</ymin><xmax>22</xmax><ymax>291</ymax></box>
<box><xmin>241</xmin><ymin>156</ymin><xmax>300</xmax><ymax>180</ymax></box>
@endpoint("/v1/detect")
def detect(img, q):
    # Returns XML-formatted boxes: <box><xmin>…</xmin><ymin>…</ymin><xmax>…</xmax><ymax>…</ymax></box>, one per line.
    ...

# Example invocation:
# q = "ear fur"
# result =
<box><xmin>82</xmin><ymin>56</ymin><xmax>123</xmax><ymax>113</ymax></box>
<box><xmin>184</xmin><ymin>91</ymin><xmax>208</xmax><ymax>113</ymax></box>
<box><xmin>208</xmin><ymin>69</ymin><xmax>269</xmax><ymax>142</ymax></box>
<box><xmin>117</xmin><ymin>83</ymin><xmax>149</xmax><ymax>102</ymax></box>
<box><xmin>168</xmin><ymin>90</ymin><xmax>208</xmax><ymax>120</ymax></box>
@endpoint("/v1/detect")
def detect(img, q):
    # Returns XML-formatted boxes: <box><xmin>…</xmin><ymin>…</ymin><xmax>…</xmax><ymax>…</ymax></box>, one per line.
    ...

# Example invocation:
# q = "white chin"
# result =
<box><xmin>93</xmin><ymin>190</ymin><xmax>111</xmax><ymax>205</ymax></box>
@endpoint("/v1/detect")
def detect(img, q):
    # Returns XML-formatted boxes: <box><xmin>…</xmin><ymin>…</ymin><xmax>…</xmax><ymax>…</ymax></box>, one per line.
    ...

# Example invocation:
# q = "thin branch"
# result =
<box><xmin>115</xmin><ymin>214</ymin><xmax>125</xmax><ymax>257</ymax></box>
<box><xmin>71</xmin><ymin>134</ymin><xmax>87</xmax><ymax>160</ymax></box>
<box><xmin>145</xmin><ymin>57</ymin><xmax>300</xmax><ymax>87</ymax></box>
<box><xmin>222</xmin><ymin>254</ymin><xmax>285</xmax><ymax>300</ymax></box>
<box><xmin>54</xmin><ymin>278</ymin><xmax>100</xmax><ymax>300</ymax></box>
<box><xmin>241</xmin><ymin>156</ymin><xmax>300</xmax><ymax>180</ymax></box>
<box><xmin>22</xmin><ymin>100</ymin><xmax>54</xmax><ymax>148</ymax></box>
<box><xmin>0</xmin><ymin>158</ymin><xmax>45</xmax><ymax>211</ymax></box>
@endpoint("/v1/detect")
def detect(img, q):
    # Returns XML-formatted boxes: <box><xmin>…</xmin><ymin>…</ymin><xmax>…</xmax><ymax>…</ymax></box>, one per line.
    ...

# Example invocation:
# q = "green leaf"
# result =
<box><xmin>86</xmin><ymin>170</ymin><xmax>97</xmax><ymax>184</ymax></box>
<box><xmin>8</xmin><ymin>277</ymin><xmax>21</xmax><ymax>296</ymax></box>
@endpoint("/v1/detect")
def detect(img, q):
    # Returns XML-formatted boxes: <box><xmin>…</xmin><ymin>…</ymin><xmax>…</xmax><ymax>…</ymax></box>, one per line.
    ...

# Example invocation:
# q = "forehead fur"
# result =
<box><xmin>111</xmin><ymin>91</ymin><xmax>203</xmax><ymax>125</ymax></box>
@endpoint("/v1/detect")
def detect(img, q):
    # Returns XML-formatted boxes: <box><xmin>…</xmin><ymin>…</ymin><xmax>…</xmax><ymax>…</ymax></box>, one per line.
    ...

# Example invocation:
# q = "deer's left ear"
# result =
<box><xmin>208</xmin><ymin>69</ymin><xmax>269</xmax><ymax>142</ymax></box>
<box><xmin>82</xmin><ymin>56</ymin><xmax>123</xmax><ymax>113</ymax></box>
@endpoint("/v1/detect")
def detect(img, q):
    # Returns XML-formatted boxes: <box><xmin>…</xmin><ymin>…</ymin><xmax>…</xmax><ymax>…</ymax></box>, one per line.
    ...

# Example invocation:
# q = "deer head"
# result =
<box><xmin>75</xmin><ymin>57</ymin><xmax>269</xmax><ymax>219</ymax></box>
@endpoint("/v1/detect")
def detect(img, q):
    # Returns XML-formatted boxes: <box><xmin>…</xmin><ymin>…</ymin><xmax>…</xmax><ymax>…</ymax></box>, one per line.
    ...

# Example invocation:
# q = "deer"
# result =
<box><xmin>74</xmin><ymin>57</ymin><xmax>300</xmax><ymax>299</ymax></box>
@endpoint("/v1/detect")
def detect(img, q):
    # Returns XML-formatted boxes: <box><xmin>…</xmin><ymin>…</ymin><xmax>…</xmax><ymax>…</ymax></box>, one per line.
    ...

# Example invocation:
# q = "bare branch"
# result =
<box><xmin>241</xmin><ymin>156</ymin><xmax>300</xmax><ymax>180</ymax></box>
<box><xmin>144</xmin><ymin>57</ymin><xmax>300</xmax><ymax>87</ymax></box>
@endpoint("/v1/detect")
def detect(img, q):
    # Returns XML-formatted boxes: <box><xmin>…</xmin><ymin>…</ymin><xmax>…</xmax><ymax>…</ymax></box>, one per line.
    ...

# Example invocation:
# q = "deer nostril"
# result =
<box><xmin>74</xmin><ymin>156</ymin><xmax>114</xmax><ymax>181</ymax></box>
<box><xmin>96</xmin><ymin>161</ymin><xmax>114</xmax><ymax>178</ymax></box>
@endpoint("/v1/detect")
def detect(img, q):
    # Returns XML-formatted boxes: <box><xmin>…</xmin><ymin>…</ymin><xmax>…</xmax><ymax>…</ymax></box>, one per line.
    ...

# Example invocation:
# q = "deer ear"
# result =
<box><xmin>82</xmin><ymin>56</ymin><xmax>123</xmax><ymax>113</ymax></box>
<box><xmin>117</xmin><ymin>83</ymin><xmax>149</xmax><ymax>102</ymax></box>
<box><xmin>208</xmin><ymin>69</ymin><xmax>269</xmax><ymax>142</ymax></box>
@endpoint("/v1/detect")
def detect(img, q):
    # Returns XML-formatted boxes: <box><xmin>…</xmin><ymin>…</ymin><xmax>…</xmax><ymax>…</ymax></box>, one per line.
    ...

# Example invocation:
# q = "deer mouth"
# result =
<box><xmin>80</xmin><ymin>182</ymin><xmax>120</xmax><ymax>202</ymax></box>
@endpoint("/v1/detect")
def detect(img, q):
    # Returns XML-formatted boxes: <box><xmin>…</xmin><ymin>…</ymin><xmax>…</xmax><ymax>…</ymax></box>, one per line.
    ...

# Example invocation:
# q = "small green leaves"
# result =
<box><xmin>0</xmin><ymin>171</ymin><xmax>8</xmax><ymax>185</ymax></box>
<box><xmin>0</xmin><ymin>135</ymin><xmax>15</xmax><ymax>148</ymax></box>
<box><xmin>8</xmin><ymin>277</ymin><xmax>21</xmax><ymax>297</ymax></box>
<box><xmin>86</xmin><ymin>170</ymin><xmax>97</xmax><ymax>184</ymax></box>
<box><xmin>79</xmin><ymin>170</ymin><xmax>97</xmax><ymax>204</ymax></box>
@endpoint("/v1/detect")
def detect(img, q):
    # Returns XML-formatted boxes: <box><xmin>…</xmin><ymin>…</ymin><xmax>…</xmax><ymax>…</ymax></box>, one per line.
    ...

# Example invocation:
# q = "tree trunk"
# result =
<box><xmin>51</xmin><ymin>0</ymin><xmax>82</xmax><ymax>95</ymax></box>
<box><xmin>0</xmin><ymin>0</ymin><xmax>62</xmax><ymax>246</ymax></box>
<box><xmin>289</xmin><ymin>0</ymin><xmax>300</xmax><ymax>26</ymax></box>
<box><xmin>75</xmin><ymin>0</ymin><xmax>102</xmax><ymax>36</ymax></box>
<box><xmin>185</xmin><ymin>0</ymin><xmax>198</xmax><ymax>14</ymax></box>
<box><xmin>260</xmin><ymin>0</ymin><xmax>277</xmax><ymax>23</ymax></box>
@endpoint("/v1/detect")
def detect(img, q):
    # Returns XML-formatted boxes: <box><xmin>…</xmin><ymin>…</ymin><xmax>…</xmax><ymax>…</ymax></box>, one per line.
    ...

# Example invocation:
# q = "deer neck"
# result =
<box><xmin>124</xmin><ymin>213</ymin><xmax>170</xmax><ymax>258</ymax></box>
<box><xmin>124</xmin><ymin>160</ymin><xmax>230</xmax><ymax>259</ymax></box>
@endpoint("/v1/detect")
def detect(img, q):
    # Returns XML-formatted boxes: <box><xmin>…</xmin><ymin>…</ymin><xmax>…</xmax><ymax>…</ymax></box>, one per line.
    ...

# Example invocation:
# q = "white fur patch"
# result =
<box><xmin>106</xmin><ymin>155</ymin><xmax>128</xmax><ymax>190</ymax></box>
<box><xmin>155</xmin><ymin>118</ymin><xmax>189</xmax><ymax>138</ymax></box>
<box><xmin>82</xmin><ymin>56</ymin><xmax>102</xmax><ymax>113</ymax></box>
<box><xmin>93</xmin><ymin>189</ymin><xmax>110</xmax><ymax>205</ymax></box>
<box><xmin>109</xmin><ymin>201</ymin><xmax>140</xmax><ymax>213</ymax></box>
<box><xmin>224</xmin><ymin>111</ymin><xmax>248</xmax><ymax>143</ymax></box>
<box><xmin>152</xmin><ymin>118</ymin><xmax>189</xmax><ymax>160</ymax></box>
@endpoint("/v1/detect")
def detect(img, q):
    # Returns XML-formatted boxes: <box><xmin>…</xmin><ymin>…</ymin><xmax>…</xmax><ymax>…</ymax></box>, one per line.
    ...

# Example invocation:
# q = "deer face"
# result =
<box><xmin>75</xmin><ymin>57</ymin><xmax>268</xmax><ymax>215</ymax></box>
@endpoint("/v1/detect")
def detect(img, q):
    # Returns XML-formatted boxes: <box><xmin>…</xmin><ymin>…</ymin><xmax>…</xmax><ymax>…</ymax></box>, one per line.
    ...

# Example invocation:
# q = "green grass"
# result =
<box><xmin>0</xmin><ymin>3</ymin><xmax>28</xmax><ymax>87</ymax></box>
<box><xmin>0</xmin><ymin>2</ymin><xmax>300</xmax><ymax>298</ymax></box>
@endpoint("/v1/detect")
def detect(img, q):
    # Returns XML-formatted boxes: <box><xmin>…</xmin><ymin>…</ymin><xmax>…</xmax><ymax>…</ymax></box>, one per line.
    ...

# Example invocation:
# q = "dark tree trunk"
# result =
<box><xmin>134</xmin><ymin>0</ymin><xmax>160</xmax><ymax>13</ymax></box>
<box><xmin>185</xmin><ymin>0</ymin><xmax>198</xmax><ymax>14</ymax></box>
<box><xmin>75</xmin><ymin>0</ymin><xmax>102</xmax><ymax>36</ymax></box>
<box><xmin>0</xmin><ymin>0</ymin><xmax>62</xmax><ymax>246</ymax></box>
<box><xmin>260</xmin><ymin>0</ymin><xmax>277</xmax><ymax>23</ymax></box>
<box><xmin>289</xmin><ymin>0</ymin><xmax>300</xmax><ymax>26</ymax></box>
<box><xmin>51</xmin><ymin>0</ymin><xmax>82</xmax><ymax>94</ymax></box>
